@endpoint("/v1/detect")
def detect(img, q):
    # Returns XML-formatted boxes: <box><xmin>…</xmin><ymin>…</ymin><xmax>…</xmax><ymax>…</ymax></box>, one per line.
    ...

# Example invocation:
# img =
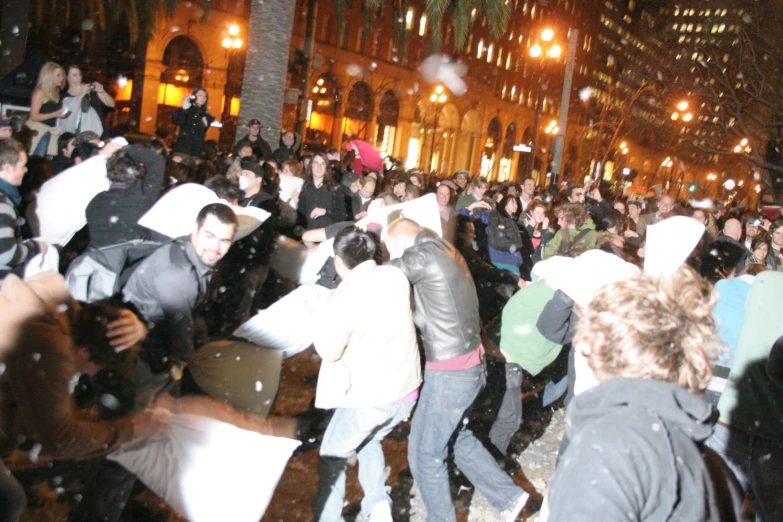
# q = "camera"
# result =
<box><xmin>90</xmin><ymin>84</ymin><xmax>95</xmax><ymax>91</ymax></box>
<box><xmin>753</xmin><ymin>219</ymin><xmax>762</xmax><ymax>226</ymax></box>
<box><xmin>189</xmin><ymin>95</ymin><xmax>196</xmax><ymax>102</ymax></box>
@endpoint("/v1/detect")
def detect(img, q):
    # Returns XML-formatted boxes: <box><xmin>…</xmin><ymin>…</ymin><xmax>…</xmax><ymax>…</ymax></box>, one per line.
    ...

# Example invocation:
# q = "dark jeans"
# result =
<box><xmin>0</xmin><ymin>461</ymin><xmax>26</xmax><ymax>522</ymax></box>
<box><xmin>488</xmin><ymin>363</ymin><xmax>524</xmax><ymax>456</ymax></box>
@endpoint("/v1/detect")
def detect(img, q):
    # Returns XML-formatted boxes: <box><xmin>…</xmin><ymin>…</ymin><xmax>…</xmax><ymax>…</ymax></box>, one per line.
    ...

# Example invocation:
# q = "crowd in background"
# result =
<box><xmin>0</xmin><ymin>63</ymin><xmax>781</xmax><ymax>522</ymax></box>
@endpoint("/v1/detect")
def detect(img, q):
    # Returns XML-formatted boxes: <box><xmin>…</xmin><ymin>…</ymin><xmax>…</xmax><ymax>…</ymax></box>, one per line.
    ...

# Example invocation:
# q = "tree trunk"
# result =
<box><xmin>238</xmin><ymin>0</ymin><xmax>297</xmax><ymax>148</ymax></box>
<box><xmin>0</xmin><ymin>0</ymin><xmax>31</xmax><ymax>79</ymax></box>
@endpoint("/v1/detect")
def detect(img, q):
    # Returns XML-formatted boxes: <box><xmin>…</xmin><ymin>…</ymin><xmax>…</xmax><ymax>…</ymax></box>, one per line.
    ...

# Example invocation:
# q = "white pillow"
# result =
<box><xmin>109</xmin><ymin>413</ymin><xmax>300</xmax><ymax>522</ymax></box>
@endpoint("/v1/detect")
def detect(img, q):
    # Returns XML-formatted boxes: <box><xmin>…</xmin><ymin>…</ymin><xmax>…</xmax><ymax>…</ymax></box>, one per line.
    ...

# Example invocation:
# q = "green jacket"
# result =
<box><xmin>500</xmin><ymin>279</ymin><xmax>562</xmax><ymax>375</ymax></box>
<box><xmin>542</xmin><ymin>217</ymin><xmax>597</xmax><ymax>259</ymax></box>
<box><xmin>717</xmin><ymin>271</ymin><xmax>783</xmax><ymax>440</ymax></box>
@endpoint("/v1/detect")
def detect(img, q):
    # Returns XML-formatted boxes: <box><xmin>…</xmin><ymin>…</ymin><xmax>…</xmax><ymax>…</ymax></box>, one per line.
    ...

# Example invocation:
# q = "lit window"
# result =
<box><xmin>506</xmin><ymin>53</ymin><xmax>512</xmax><ymax>70</ymax></box>
<box><xmin>419</xmin><ymin>14</ymin><xmax>427</xmax><ymax>36</ymax></box>
<box><xmin>487</xmin><ymin>44</ymin><xmax>494</xmax><ymax>62</ymax></box>
<box><xmin>477</xmin><ymin>39</ymin><xmax>484</xmax><ymax>59</ymax></box>
<box><xmin>406</xmin><ymin>8</ymin><xmax>414</xmax><ymax>30</ymax></box>
<box><xmin>471</xmin><ymin>8</ymin><xmax>477</xmax><ymax>21</ymax></box>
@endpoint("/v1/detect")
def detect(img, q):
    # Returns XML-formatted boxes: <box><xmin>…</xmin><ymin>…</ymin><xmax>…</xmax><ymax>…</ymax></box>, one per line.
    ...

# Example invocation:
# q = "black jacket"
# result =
<box><xmin>235</xmin><ymin>135</ymin><xmax>273</xmax><ymax>162</ymax></box>
<box><xmin>272</xmin><ymin>133</ymin><xmax>301</xmax><ymax>167</ymax></box>
<box><xmin>390</xmin><ymin>233</ymin><xmax>481</xmax><ymax>362</ymax></box>
<box><xmin>296</xmin><ymin>183</ymin><xmax>348</xmax><ymax>230</ymax></box>
<box><xmin>172</xmin><ymin>105</ymin><xmax>215</xmax><ymax>158</ymax></box>
<box><xmin>85</xmin><ymin>146</ymin><xmax>166</xmax><ymax>248</ymax></box>
<box><xmin>548</xmin><ymin>378</ymin><xmax>742</xmax><ymax>522</ymax></box>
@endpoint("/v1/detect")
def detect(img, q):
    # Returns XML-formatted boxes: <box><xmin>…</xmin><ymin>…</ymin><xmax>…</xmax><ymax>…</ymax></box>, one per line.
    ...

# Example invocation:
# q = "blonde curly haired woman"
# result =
<box><xmin>28</xmin><ymin>62</ymin><xmax>67</xmax><ymax>157</ymax></box>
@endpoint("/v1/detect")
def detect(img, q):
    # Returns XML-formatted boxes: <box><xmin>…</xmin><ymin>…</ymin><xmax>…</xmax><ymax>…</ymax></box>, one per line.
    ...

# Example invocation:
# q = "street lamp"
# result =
<box><xmin>528</xmin><ymin>28</ymin><xmax>562</xmax><ymax>180</ymax></box>
<box><xmin>221</xmin><ymin>24</ymin><xmax>243</xmax><ymax>134</ymax></box>
<box><xmin>427</xmin><ymin>85</ymin><xmax>448</xmax><ymax>172</ymax></box>
<box><xmin>670</xmin><ymin>100</ymin><xmax>693</xmax><ymax>122</ymax></box>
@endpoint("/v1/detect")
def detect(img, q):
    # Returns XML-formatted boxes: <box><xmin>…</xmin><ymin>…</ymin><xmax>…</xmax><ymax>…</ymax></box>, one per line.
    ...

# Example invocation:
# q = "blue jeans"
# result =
<box><xmin>314</xmin><ymin>402</ymin><xmax>415</xmax><ymax>522</ymax></box>
<box><xmin>409</xmin><ymin>365</ymin><xmax>523</xmax><ymax>522</ymax></box>
<box><xmin>706</xmin><ymin>423</ymin><xmax>783</xmax><ymax>522</ymax></box>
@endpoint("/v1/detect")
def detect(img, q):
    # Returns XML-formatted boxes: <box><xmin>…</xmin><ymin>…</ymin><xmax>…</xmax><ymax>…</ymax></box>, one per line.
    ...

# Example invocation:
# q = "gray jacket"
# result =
<box><xmin>390</xmin><ymin>233</ymin><xmax>480</xmax><ymax>362</ymax></box>
<box><xmin>122</xmin><ymin>237</ymin><xmax>214</xmax><ymax>368</ymax></box>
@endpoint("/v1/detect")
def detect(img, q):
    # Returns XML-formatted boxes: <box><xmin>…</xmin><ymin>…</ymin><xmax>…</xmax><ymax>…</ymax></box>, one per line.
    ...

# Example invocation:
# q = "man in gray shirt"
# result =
<box><xmin>123</xmin><ymin>203</ymin><xmax>237</xmax><ymax>378</ymax></box>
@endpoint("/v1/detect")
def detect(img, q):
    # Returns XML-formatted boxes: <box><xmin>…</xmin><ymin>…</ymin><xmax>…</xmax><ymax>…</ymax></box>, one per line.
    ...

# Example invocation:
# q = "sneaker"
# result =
<box><xmin>500</xmin><ymin>491</ymin><xmax>529</xmax><ymax>522</ymax></box>
<box><xmin>368</xmin><ymin>500</ymin><xmax>393</xmax><ymax>522</ymax></box>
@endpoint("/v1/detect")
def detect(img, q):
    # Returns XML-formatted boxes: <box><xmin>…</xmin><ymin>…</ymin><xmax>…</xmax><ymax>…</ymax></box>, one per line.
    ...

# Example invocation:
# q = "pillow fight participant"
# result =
<box><xmin>545</xmin><ymin>267</ymin><xmax>743</xmax><ymax>522</ymax></box>
<box><xmin>85</xmin><ymin>143</ymin><xmax>166</xmax><ymax>248</ymax></box>
<box><xmin>0</xmin><ymin>139</ymin><xmax>47</xmax><ymax>284</ymax></box>
<box><xmin>122</xmin><ymin>203</ymin><xmax>238</xmax><ymax>386</ymax></box>
<box><xmin>72</xmin><ymin>204</ymin><xmax>238</xmax><ymax>522</ymax></box>
<box><xmin>384</xmin><ymin>218</ymin><xmax>529</xmax><ymax>522</ymax></box>
<box><xmin>311</xmin><ymin>228</ymin><xmax>421</xmax><ymax>522</ymax></box>
<box><xmin>0</xmin><ymin>274</ymin><xmax>163</xmax><ymax>520</ymax></box>
<box><xmin>635</xmin><ymin>193</ymin><xmax>674</xmax><ymax>237</ymax></box>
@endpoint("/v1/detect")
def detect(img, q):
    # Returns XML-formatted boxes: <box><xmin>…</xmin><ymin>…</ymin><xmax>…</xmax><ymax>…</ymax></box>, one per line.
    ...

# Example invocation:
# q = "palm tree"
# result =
<box><xmin>238</xmin><ymin>0</ymin><xmax>511</xmax><ymax>147</ymax></box>
<box><xmin>237</xmin><ymin>0</ymin><xmax>297</xmax><ymax>148</ymax></box>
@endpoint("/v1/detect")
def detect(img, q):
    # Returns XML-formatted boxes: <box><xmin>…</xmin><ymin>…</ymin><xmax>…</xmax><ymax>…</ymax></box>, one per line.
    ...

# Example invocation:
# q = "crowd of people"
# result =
<box><xmin>0</xmin><ymin>71</ymin><xmax>782</xmax><ymax>522</ymax></box>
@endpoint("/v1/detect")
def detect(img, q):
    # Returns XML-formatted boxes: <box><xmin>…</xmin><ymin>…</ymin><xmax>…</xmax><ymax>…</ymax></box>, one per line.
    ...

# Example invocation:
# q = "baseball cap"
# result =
<box><xmin>0</xmin><ymin>117</ymin><xmax>12</xmax><ymax>128</ymax></box>
<box><xmin>248</xmin><ymin>119</ymin><xmax>261</xmax><ymax>126</ymax></box>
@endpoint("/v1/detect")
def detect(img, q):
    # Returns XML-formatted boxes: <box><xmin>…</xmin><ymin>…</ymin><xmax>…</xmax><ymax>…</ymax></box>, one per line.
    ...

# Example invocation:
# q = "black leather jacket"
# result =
<box><xmin>390</xmin><ymin>233</ymin><xmax>481</xmax><ymax>362</ymax></box>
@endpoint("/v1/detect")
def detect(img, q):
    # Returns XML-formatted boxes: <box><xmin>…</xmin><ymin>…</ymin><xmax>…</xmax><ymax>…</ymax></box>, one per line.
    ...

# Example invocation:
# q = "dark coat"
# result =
<box><xmin>235</xmin><ymin>135</ymin><xmax>274</xmax><ymax>162</ymax></box>
<box><xmin>171</xmin><ymin>104</ymin><xmax>215</xmax><ymax>158</ymax></box>
<box><xmin>296</xmin><ymin>183</ymin><xmax>348</xmax><ymax>230</ymax></box>
<box><xmin>85</xmin><ymin>146</ymin><xmax>166</xmax><ymax>248</ymax></box>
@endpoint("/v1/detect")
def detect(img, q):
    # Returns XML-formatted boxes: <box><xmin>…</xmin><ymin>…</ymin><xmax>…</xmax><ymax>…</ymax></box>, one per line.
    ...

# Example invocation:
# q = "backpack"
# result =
<box><xmin>487</xmin><ymin>211</ymin><xmax>523</xmax><ymax>252</ymax></box>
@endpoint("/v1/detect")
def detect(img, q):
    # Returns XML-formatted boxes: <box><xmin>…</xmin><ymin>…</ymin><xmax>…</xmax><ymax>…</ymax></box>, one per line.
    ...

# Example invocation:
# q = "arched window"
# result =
<box><xmin>346</xmin><ymin>81</ymin><xmax>373</xmax><ymax>122</ymax></box>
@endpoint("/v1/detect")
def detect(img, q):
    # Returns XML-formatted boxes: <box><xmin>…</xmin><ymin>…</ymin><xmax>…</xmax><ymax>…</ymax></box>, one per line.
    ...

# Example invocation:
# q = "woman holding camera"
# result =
<box><xmin>171</xmin><ymin>88</ymin><xmax>215</xmax><ymax>159</ymax></box>
<box><xmin>59</xmin><ymin>65</ymin><xmax>115</xmax><ymax>137</ymax></box>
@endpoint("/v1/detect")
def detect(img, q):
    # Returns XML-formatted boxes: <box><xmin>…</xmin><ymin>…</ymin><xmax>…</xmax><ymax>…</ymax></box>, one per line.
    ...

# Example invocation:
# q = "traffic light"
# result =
<box><xmin>688</xmin><ymin>183</ymin><xmax>698</xmax><ymax>192</ymax></box>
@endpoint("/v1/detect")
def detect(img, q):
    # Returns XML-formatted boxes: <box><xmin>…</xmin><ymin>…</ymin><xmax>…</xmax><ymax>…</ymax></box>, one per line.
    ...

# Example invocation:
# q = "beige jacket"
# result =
<box><xmin>313</xmin><ymin>261</ymin><xmax>421</xmax><ymax>409</ymax></box>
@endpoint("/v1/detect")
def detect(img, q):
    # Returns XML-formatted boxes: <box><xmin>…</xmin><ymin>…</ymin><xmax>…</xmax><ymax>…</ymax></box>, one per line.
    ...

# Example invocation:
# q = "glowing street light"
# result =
<box><xmin>229</xmin><ymin>24</ymin><xmax>240</xmax><ymax>36</ymax></box>
<box><xmin>530</xmin><ymin>44</ymin><xmax>542</xmax><ymax>58</ymax></box>
<box><xmin>682</xmin><ymin>112</ymin><xmax>693</xmax><ymax>122</ymax></box>
<box><xmin>724</xmin><ymin>179</ymin><xmax>736</xmax><ymax>190</ymax></box>
<box><xmin>527</xmin><ymin>28</ymin><xmax>562</xmax><ymax>179</ymax></box>
<box><xmin>427</xmin><ymin>85</ymin><xmax>448</xmax><ymax>171</ymax></box>
<box><xmin>677</xmin><ymin>100</ymin><xmax>689</xmax><ymax>112</ymax></box>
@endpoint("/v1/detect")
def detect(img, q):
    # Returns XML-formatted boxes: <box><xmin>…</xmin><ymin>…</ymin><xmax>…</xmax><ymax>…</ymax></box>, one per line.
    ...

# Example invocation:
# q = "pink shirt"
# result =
<box><xmin>425</xmin><ymin>344</ymin><xmax>485</xmax><ymax>371</ymax></box>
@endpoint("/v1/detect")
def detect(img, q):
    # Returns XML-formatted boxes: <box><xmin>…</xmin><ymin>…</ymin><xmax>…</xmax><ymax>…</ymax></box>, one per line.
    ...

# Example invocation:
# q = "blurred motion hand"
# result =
<box><xmin>107</xmin><ymin>309</ymin><xmax>148</xmax><ymax>352</ymax></box>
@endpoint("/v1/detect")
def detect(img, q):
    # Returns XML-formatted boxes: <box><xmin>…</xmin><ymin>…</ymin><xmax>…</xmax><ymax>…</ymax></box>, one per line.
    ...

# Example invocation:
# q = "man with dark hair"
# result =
<box><xmin>0</xmin><ymin>281</ymin><xmax>161</xmax><ymax>519</ymax></box>
<box><xmin>234</xmin><ymin>118</ymin><xmax>273</xmax><ymax>161</ymax></box>
<box><xmin>565</xmin><ymin>184</ymin><xmax>585</xmax><ymax>204</ymax></box>
<box><xmin>0</xmin><ymin>139</ymin><xmax>46</xmax><ymax>284</ymax></box>
<box><xmin>312</xmin><ymin>227</ymin><xmax>421</xmax><ymax>522</ymax></box>
<box><xmin>383</xmin><ymin>218</ymin><xmax>528</xmax><ymax>522</ymax></box>
<box><xmin>51</xmin><ymin>132</ymin><xmax>76</xmax><ymax>174</ymax></box>
<box><xmin>123</xmin><ymin>203</ymin><xmax>237</xmax><ymax>377</ymax></box>
<box><xmin>85</xmin><ymin>145</ymin><xmax>165</xmax><ymax>248</ymax></box>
